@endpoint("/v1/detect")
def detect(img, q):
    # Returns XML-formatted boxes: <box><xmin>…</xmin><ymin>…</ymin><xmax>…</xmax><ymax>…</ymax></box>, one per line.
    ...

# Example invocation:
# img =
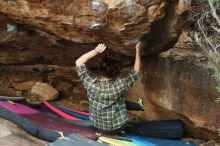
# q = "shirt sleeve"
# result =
<box><xmin>120</xmin><ymin>70</ymin><xmax>139</xmax><ymax>91</ymax></box>
<box><xmin>75</xmin><ymin>64</ymin><xmax>99</xmax><ymax>91</ymax></box>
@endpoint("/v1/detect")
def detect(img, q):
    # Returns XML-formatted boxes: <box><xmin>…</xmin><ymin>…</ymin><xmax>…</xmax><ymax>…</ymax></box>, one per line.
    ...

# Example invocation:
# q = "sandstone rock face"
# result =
<box><xmin>0</xmin><ymin>0</ymin><xmax>189</xmax><ymax>55</ymax></box>
<box><xmin>0</xmin><ymin>0</ymin><xmax>219</xmax><ymax>143</ymax></box>
<box><xmin>126</xmin><ymin>48</ymin><xmax>220</xmax><ymax>142</ymax></box>
<box><xmin>31</xmin><ymin>82</ymin><xmax>59</xmax><ymax>101</ymax></box>
<box><xmin>0</xmin><ymin>23</ymin><xmax>219</xmax><ymax>141</ymax></box>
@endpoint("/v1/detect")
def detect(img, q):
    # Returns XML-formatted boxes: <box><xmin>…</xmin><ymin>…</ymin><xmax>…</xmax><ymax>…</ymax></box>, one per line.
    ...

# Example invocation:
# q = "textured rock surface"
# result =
<box><xmin>0</xmin><ymin>0</ymin><xmax>190</xmax><ymax>55</ymax></box>
<box><xmin>127</xmin><ymin>48</ymin><xmax>220</xmax><ymax>141</ymax></box>
<box><xmin>0</xmin><ymin>0</ymin><xmax>219</xmax><ymax>143</ymax></box>
<box><xmin>0</xmin><ymin>118</ymin><xmax>48</xmax><ymax>146</ymax></box>
<box><xmin>31</xmin><ymin>82</ymin><xmax>59</xmax><ymax>101</ymax></box>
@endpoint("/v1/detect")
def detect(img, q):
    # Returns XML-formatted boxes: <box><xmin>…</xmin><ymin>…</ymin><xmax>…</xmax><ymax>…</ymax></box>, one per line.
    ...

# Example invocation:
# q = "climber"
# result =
<box><xmin>75</xmin><ymin>42</ymin><xmax>144</xmax><ymax>134</ymax></box>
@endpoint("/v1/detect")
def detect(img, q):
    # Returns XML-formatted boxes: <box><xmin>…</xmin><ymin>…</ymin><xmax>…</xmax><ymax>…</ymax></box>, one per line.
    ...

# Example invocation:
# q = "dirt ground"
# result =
<box><xmin>0</xmin><ymin>118</ymin><xmax>48</xmax><ymax>146</ymax></box>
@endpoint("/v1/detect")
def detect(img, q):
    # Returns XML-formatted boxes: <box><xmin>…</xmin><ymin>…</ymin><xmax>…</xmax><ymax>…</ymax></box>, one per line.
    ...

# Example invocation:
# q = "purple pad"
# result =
<box><xmin>0</xmin><ymin>101</ymin><xmax>98</xmax><ymax>140</ymax></box>
<box><xmin>23</xmin><ymin>113</ymin><xmax>97</xmax><ymax>139</ymax></box>
<box><xmin>0</xmin><ymin>101</ymin><xmax>39</xmax><ymax>114</ymax></box>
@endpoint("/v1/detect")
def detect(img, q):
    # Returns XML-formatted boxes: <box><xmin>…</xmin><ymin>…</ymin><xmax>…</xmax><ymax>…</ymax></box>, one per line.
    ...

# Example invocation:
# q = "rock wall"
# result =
<box><xmin>125</xmin><ymin>31</ymin><xmax>220</xmax><ymax>141</ymax></box>
<box><xmin>1</xmin><ymin>0</ymin><xmax>219</xmax><ymax>142</ymax></box>
<box><xmin>0</xmin><ymin>15</ymin><xmax>132</xmax><ymax>107</ymax></box>
<box><xmin>0</xmin><ymin>0</ymin><xmax>190</xmax><ymax>55</ymax></box>
<box><xmin>127</xmin><ymin>48</ymin><xmax>220</xmax><ymax>141</ymax></box>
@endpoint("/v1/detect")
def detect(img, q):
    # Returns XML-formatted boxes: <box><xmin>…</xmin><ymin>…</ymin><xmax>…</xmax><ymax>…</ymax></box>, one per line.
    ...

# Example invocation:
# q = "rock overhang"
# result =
<box><xmin>0</xmin><ymin>0</ymin><xmax>191</xmax><ymax>56</ymax></box>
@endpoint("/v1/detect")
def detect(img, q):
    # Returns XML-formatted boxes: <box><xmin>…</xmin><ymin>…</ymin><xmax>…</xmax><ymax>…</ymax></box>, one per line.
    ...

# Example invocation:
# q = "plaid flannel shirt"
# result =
<box><xmin>76</xmin><ymin>64</ymin><xmax>138</xmax><ymax>131</ymax></box>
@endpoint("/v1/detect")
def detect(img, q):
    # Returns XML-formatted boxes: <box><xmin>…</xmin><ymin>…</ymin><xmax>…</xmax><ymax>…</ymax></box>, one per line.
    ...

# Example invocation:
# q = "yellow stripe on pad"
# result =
<box><xmin>98</xmin><ymin>136</ymin><xmax>137</xmax><ymax>146</ymax></box>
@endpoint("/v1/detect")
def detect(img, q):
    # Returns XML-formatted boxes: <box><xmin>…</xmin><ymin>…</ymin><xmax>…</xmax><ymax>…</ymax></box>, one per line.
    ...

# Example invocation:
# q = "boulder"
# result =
<box><xmin>0</xmin><ymin>0</ymin><xmax>190</xmax><ymax>55</ymax></box>
<box><xmin>31</xmin><ymin>82</ymin><xmax>59</xmax><ymax>101</ymax></box>
<box><xmin>13</xmin><ymin>81</ymin><xmax>36</xmax><ymax>91</ymax></box>
<box><xmin>126</xmin><ymin>48</ymin><xmax>220</xmax><ymax>142</ymax></box>
<box><xmin>0</xmin><ymin>0</ymin><xmax>219</xmax><ymax>143</ymax></box>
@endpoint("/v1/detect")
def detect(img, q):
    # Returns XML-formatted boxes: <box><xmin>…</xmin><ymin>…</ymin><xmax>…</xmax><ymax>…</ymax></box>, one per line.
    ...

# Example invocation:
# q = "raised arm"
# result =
<box><xmin>134</xmin><ymin>42</ymin><xmax>142</xmax><ymax>73</ymax></box>
<box><xmin>75</xmin><ymin>43</ymin><xmax>106</xmax><ymax>66</ymax></box>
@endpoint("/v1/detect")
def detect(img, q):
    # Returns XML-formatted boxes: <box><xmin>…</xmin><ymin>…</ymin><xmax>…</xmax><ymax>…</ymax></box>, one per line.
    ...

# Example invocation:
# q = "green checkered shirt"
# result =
<box><xmin>76</xmin><ymin>64</ymin><xmax>138</xmax><ymax>131</ymax></box>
